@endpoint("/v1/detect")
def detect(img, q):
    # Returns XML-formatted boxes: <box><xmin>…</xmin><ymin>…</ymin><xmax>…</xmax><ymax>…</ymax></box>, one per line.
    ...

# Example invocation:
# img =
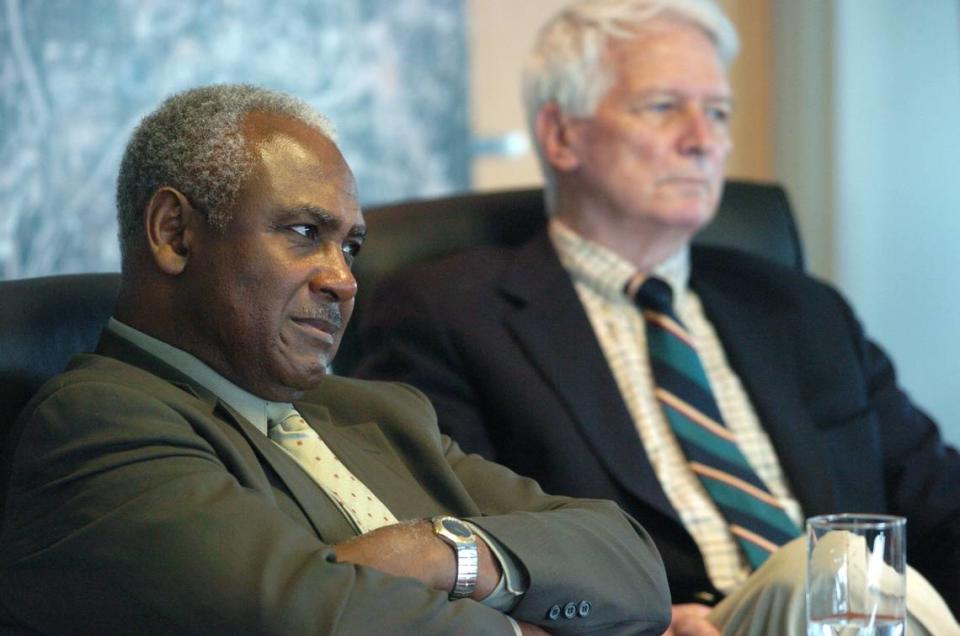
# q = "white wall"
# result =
<box><xmin>467</xmin><ymin>0</ymin><xmax>568</xmax><ymax>190</ymax></box>
<box><xmin>834</xmin><ymin>0</ymin><xmax>960</xmax><ymax>445</ymax></box>
<box><xmin>777</xmin><ymin>0</ymin><xmax>960</xmax><ymax>446</ymax></box>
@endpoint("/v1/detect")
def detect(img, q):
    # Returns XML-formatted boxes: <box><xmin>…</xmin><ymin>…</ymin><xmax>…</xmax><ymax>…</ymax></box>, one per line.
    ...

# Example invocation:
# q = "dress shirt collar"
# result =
<box><xmin>107</xmin><ymin>318</ymin><xmax>284</xmax><ymax>436</ymax></box>
<box><xmin>547</xmin><ymin>218</ymin><xmax>691</xmax><ymax>301</ymax></box>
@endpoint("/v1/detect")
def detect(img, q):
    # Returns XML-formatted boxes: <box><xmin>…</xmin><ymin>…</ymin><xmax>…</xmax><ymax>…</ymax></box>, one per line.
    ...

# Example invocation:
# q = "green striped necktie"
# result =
<box><xmin>632</xmin><ymin>276</ymin><xmax>799</xmax><ymax>568</ymax></box>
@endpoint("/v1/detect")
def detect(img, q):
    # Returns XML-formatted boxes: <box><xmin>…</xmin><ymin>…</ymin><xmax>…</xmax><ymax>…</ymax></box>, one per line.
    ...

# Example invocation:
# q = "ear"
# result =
<box><xmin>535</xmin><ymin>102</ymin><xmax>583</xmax><ymax>173</ymax></box>
<box><xmin>144</xmin><ymin>187</ymin><xmax>200</xmax><ymax>276</ymax></box>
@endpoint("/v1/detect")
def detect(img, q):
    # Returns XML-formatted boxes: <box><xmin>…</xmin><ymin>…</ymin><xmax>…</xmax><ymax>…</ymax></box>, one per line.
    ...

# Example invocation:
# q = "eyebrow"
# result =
<box><xmin>279</xmin><ymin>205</ymin><xmax>367</xmax><ymax>239</ymax></box>
<box><xmin>633</xmin><ymin>89</ymin><xmax>734</xmax><ymax>104</ymax></box>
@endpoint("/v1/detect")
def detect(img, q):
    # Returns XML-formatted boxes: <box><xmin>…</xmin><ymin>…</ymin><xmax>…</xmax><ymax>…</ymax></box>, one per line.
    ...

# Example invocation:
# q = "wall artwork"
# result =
<box><xmin>0</xmin><ymin>0</ymin><xmax>469</xmax><ymax>278</ymax></box>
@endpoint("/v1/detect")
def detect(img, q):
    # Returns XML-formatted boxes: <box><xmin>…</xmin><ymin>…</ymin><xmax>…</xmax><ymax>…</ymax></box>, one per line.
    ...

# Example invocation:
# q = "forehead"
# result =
<box><xmin>239</xmin><ymin>111</ymin><xmax>361</xmax><ymax>223</ymax></box>
<box><xmin>603</xmin><ymin>18</ymin><xmax>730</xmax><ymax>95</ymax></box>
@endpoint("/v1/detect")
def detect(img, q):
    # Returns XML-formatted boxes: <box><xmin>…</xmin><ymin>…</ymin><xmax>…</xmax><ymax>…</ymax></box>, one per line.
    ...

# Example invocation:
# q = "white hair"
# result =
<box><xmin>116</xmin><ymin>84</ymin><xmax>336</xmax><ymax>260</ymax></box>
<box><xmin>522</xmin><ymin>0</ymin><xmax>739</xmax><ymax>212</ymax></box>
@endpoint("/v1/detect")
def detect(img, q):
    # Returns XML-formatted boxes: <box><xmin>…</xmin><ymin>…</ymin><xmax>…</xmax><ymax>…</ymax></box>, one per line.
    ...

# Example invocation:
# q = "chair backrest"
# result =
<box><xmin>0</xmin><ymin>273</ymin><xmax>120</xmax><ymax>441</ymax></box>
<box><xmin>0</xmin><ymin>180</ymin><xmax>800</xmax><ymax>439</ymax></box>
<box><xmin>334</xmin><ymin>179</ymin><xmax>802</xmax><ymax>374</ymax></box>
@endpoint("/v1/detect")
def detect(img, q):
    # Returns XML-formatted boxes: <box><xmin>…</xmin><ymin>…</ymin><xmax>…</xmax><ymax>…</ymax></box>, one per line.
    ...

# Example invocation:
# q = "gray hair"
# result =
<box><xmin>522</xmin><ymin>0</ymin><xmax>739</xmax><ymax>213</ymax></box>
<box><xmin>116</xmin><ymin>83</ymin><xmax>336</xmax><ymax>258</ymax></box>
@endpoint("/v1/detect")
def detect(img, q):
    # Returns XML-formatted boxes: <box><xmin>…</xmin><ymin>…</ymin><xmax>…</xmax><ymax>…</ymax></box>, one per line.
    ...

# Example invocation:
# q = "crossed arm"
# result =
<box><xmin>334</xmin><ymin>521</ymin><xmax>551</xmax><ymax>634</ymax></box>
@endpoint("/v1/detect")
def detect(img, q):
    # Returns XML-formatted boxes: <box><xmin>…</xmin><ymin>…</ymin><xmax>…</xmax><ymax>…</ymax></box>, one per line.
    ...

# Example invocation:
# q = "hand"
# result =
<box><xmin>517</xmin><ymin>620</ymin><xmax>552</xmax><ymax>635</ymax></box>
<box><xmin>333</xmin><ymin>519</ymin><xmax>501</xmax><ymax>600</ymax></box>
<box><xmin>661</xmin><ymin>603</ymin><xmax>719</xmax><ymax>636</ymax></box>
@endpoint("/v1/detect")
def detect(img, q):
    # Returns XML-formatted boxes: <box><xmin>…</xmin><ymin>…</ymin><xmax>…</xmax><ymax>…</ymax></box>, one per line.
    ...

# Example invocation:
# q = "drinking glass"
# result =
<box><xmin>806</xmin><ymin>514</ymin><xmax>906</xmax><ymax>636</ymax></box>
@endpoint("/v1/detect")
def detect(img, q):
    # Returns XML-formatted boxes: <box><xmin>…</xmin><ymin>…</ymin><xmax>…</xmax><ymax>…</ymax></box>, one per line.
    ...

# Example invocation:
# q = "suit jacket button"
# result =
<box><xmin>563</xmin><ymin>602</ymin><xmax>578</xmax><ymax>619</ymax></box>
<box><xmin>578</xmin><ymin>601</ymin><xmax>592</xmax><ymax>617</ymax></box>
<box><xmin>547</xmin><ymin>604</ymin><xmax>562</xmax><ymax>620</ymax></box>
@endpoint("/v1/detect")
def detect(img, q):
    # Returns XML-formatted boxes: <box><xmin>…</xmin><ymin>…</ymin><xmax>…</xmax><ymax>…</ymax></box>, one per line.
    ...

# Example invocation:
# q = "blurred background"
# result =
<box><xmin>1</xmin><ymin>0</ymin><xmax>958</xmax><ymax>445</ymax></box>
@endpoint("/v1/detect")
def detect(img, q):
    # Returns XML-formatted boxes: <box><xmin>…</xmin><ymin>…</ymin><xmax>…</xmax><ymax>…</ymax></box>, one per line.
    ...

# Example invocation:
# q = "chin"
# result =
<box><xmin>292</xmin><ymin>369</ymin><xmax>326</xmax><ymax>383</ymax></box>
<box><xmin>651</xmin><ymin>206</ymin><xmax>714</xmax><ymax>233</ymax></box>
<box><xmin>681</xmin><ymin>196</ymin><xmax>717</xmax><ymax>221</ymax></box>
<box><xmin>290</xmin><ymin>365</ymin><xmax>329</xmax><ymax>390</ymax></box>
<box><xmin>258</xmin><ymin>363</ymin><xmax>327</xmax><ymax>402</ymax></box>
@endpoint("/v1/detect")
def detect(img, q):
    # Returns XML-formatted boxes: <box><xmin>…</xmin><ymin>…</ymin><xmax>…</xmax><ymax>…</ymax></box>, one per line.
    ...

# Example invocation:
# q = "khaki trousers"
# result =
<box><xmin>707</xmin><ymin>537</ymin><xmax>960</xmax><ymax>635</ymax></box>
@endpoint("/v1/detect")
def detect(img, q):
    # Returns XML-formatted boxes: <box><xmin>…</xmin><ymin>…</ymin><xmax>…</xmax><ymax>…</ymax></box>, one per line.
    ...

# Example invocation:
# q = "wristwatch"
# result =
<box><xmin>432</xmin><ymin>515</ymin><xmax>479</xmax><ymax>599</ymax></box>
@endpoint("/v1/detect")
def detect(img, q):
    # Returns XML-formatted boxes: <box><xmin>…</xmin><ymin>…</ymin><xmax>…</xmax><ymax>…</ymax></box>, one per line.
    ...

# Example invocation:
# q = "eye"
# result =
<box><xmin>626</xmin><ymin>98</ymin><xmax>676</xmax><ymax>117</ymax></box>
<box><xmin>706</xmin><ymin>104</ymin><xmax>732</xmax><ymax>124</ymax></box>
<box><xmin>289</xmin><ymin>224</ymin><xmax>319</xmax><ymax>241</ymax></box>
<box><xmin>647</xmin><ymin>100</ymin><xmax>676</xmax><ymax>113</ymax></box>
<box><xmin>342</xmin><ymin>239</ymin><xmax>362</xmax><ymax>266</ymax></box>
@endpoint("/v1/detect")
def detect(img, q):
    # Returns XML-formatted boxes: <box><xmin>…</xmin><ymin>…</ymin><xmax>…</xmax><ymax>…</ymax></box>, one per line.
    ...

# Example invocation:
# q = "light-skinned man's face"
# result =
<box><xmin>180</xmin><ymin>111</ymin><xmax>365</xmax><ymax>401</ymax></box>
<box><xmin>554</xmin><ymin>18</ymin><xmax>732</xmax><ymax>251</ymax></box>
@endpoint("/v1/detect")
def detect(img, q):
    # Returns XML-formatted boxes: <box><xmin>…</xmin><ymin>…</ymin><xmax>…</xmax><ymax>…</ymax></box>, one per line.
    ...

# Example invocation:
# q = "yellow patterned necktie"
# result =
<box><xmin>266</xmin><ymin>404</ymin><xmax>398</xmax><ymax>534</ymax></box>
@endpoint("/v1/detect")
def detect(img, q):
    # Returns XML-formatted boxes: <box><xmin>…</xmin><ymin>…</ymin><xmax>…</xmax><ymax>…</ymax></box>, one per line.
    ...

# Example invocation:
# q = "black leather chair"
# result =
<box><xmin>0</xmin><ymin>180</ymin><xmax>800</xmax><ymax>443</ymax></box>
<box><xmin>0</xmin><ymin>274</ymin><xmax>120</xmax><ymax>443</ymax></box>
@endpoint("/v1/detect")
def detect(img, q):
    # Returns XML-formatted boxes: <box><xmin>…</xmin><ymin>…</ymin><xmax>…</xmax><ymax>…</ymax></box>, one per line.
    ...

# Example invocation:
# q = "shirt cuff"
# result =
<box><xmin>462</xmin><ymin>520</ymin><xmax>526</xmax><ymax>612</ymax></box>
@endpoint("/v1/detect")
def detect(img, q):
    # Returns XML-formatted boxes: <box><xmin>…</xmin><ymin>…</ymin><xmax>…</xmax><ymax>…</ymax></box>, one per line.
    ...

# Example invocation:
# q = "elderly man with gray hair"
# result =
<box><xmin>356</xmin><ymin>1</ymin><xmax>960</xmax><ymax>634</ymax></box>
<box><xmin>0</xmin><ymin>83</ymin><xmax>673</xmax><ymax>634</ymax></box>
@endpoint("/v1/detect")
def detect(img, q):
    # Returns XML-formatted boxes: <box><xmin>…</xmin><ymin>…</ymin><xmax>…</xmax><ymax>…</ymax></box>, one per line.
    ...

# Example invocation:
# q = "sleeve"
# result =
<box><xmin>796</xmin><ymin>280</ymin><xmax>960</xmax><ymax>617</ymax></box>
<box><xmin>466</xmin><ymin>522</ymin><xmax>525</xmax><ymax>610</ymax></box>
<box><xmin>0</xmin><ymin>380</ymin><xmax>517</xmax><ymax>635</ymax></box>
<box><xmin>441</xmin><ymin>432</ymin><xmax>672</xmax><ymax>635</ymax></box>
<box><xmin>843</xmin><ymin>299</ymin><xmax>960</xmax><ymax>616</ymax></box>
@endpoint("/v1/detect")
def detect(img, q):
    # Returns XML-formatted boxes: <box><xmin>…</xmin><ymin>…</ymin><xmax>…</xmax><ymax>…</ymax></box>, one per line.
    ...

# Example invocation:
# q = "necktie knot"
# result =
<box><xmin>266</xmin><ymin>404</ymin><xmax>310</xmax><ymax>438</ymax></box>
<box><xmin>632</xmin><ymin>276</ymin><xmax>674</xmax><ymax>315</ymax></box>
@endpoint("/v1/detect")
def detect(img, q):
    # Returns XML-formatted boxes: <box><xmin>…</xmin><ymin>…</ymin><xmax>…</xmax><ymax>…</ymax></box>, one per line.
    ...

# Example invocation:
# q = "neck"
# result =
<box><xmin>553</xmin><ymin>207</ymin><xmax>693</xmax><ymax>274</ymax></box>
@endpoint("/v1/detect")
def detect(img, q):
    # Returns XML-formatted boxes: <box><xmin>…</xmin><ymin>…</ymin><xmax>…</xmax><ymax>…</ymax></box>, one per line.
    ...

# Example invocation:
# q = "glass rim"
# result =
<box><xmin>806</xmin><ymin>513</ymin><xmax>906</xmax><ymax>530</ymax></box>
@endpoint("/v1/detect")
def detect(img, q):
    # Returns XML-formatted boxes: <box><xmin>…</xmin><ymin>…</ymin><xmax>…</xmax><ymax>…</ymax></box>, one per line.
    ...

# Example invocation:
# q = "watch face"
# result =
<box><xmin>441</xmin><ymin>518</ymin><xmax>472</xmax><ymax>538</ymax></box>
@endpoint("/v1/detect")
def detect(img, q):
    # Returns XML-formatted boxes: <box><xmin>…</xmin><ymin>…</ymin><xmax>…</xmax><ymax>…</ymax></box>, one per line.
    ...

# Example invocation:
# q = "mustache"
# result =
<box><xmin>297</xmin><ymin>304</ymin><xmax>343</xmax><ymax>331</ymax></box>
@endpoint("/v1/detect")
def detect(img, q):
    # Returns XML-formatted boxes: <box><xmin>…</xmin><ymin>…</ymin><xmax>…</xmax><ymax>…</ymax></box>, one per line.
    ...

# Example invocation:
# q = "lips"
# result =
<box><xmin>657</xmin><ymin>177</ymin><xmax>715</xmax><ymax>198</ymax></box>
<box><xmin>291</xmin><ymin>306</ymin><xmax>342</xmax><ymax>344</ymax></box>
<box><xmin>660</xmin><ymin>176</ymin><xmax>710</xmax><ymax>187</ymax></box>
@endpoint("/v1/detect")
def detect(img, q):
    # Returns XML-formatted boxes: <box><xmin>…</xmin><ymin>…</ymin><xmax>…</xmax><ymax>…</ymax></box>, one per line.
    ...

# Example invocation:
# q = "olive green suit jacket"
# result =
<box><xmin>0</xmin><ymin>331</ymin><xmax>669</xmax><ymax>635</ymax></box>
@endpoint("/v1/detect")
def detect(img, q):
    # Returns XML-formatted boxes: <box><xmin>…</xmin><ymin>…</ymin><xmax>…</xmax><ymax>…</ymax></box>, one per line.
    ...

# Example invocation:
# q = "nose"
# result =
<box><xmin>308</xmin><ymin>248</ymin><xmax>358</xmax><ymax>303</ymax></box>
<box><xmin>677</xmin><ymin>104</ymin><xmax>729</xmax><ymax>160</ymax></box>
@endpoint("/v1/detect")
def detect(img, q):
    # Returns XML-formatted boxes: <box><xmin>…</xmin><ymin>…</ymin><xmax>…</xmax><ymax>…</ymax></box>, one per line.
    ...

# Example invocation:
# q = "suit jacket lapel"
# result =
<box><xmin>218</xmin><ymin>400</ymin><xmax>359</xmax><ymax>542</ymax></box>
<box><xmin>499</xmin><ymin>232</ymin><xmax>678</xmax><ymax>521</ymax></box>
<box><xmin>691</xmin><ymin>260</ymin><xmax>837</xmax><ymax>516</ymax></box>
<box><xmin>95</xmin><ymin>330</ymin><xmax>357</xmax><ymax>542</ymax></box>
<box><xmin>97</xmin><ymin>330</ymin><xmax>456</xmax><ymax>537</ymax></box>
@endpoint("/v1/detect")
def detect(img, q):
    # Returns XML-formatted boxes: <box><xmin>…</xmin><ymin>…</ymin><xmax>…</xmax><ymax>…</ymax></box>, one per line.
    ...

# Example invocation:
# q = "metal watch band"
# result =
<box><xmin>432</xmin><ymin>516</ymin><xmax>479</xmax><ymax>599</ymax></box>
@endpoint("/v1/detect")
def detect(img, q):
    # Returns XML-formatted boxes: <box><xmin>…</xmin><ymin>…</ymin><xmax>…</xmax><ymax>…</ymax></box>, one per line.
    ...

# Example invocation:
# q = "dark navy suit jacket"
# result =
<box><xmin>356</xmin><ymin>230</ymin><xmax>960</xmax><ymax>615</ymax></box>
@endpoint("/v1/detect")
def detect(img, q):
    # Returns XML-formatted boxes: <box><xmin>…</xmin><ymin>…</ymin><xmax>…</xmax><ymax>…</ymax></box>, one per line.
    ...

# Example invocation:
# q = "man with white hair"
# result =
<box><xmin>356</xmin><ymin>1</ymin><xmax>960</xmax><ymax>633</ymax></box>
